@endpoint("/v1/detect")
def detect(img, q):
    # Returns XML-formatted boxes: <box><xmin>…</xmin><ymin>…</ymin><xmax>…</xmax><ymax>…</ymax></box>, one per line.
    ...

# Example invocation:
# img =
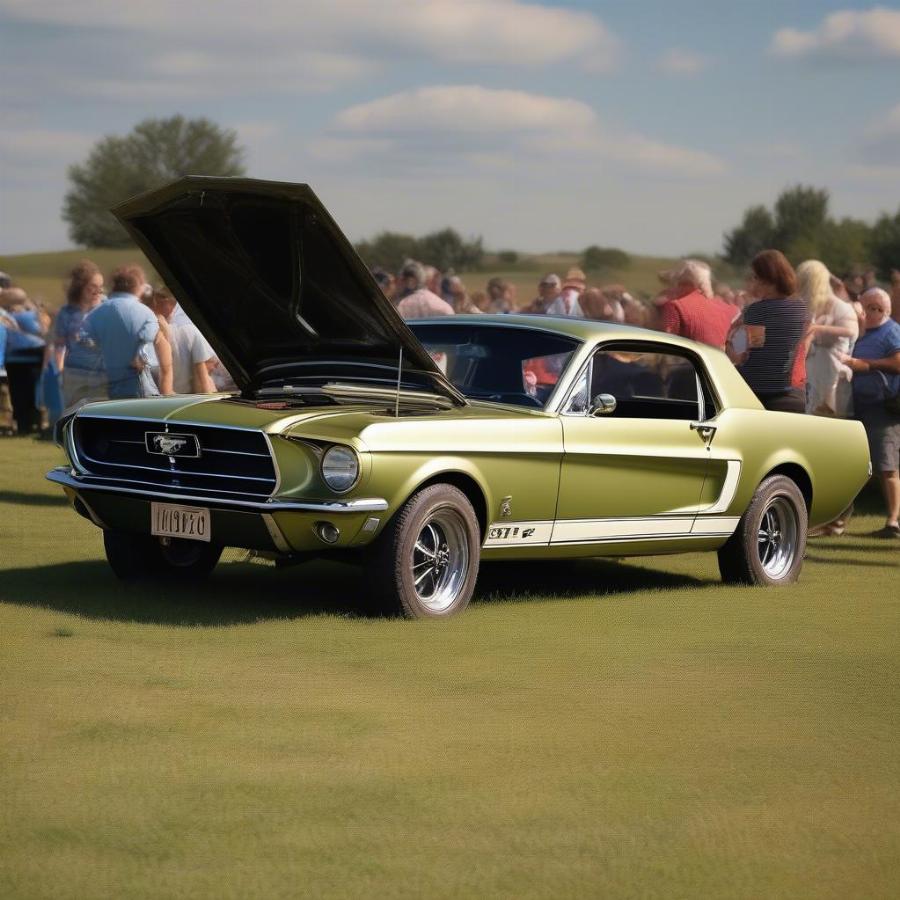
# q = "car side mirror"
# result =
<box><xmin>589</xmin><ymin>393</ymin><xmax>616</xmax><ymax>417</ymax></box>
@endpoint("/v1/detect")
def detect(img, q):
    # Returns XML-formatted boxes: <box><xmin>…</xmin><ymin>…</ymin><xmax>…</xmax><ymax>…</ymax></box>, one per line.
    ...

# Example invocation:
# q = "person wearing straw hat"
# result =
<box><xmin>547</xmin><ymin>267</ymin><xmax>586</xmax><ymax>317</ymax></box>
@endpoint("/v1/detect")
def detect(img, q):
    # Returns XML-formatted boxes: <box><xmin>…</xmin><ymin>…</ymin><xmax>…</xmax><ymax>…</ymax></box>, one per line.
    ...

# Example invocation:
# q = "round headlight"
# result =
<box><xmin>321</xmin><ymin>445</ymin><xmax>359</xmax><ymax>493</ymax></box>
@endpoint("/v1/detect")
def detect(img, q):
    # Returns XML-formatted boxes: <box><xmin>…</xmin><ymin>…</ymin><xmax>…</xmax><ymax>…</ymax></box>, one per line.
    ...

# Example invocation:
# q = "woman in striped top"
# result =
<box><xmin>735</xmin><ymin>250</ymin><xmax>810</xmax><ymax>413</ymax></box>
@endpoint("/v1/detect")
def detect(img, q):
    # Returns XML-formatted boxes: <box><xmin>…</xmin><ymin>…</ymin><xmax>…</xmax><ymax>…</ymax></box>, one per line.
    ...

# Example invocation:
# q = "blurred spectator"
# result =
<box><xmin>396</xmin><ymin>261</ymin><xmax>454</xmax><ymax>319</ymax></box>
<box><xmin>151</xmin><ymin>288</ymin><xmax>216</xmax><ymax>393</ymax></box>
<box><xmin>658</xmin><ymin>259</ymin><xmax>738</xmax><ymax>350</ymax></box>
<box><xmin>546</xmin><ymin>268</ymin><xmax>585</xmax><ymax>317</ymax></box>
<box><xmin>622</xmin><ymin>295</ymin><xmax>652</xmax><ymax>328</ymax></box>
<box><xmin>890</xmin><ymin>269</ymin><xmax>900</xmax><ymax>323</ymax></box>
<box><xmin>371</xmin><ymin>267</ymin><xmax>397</xmax><ymax>303</ymax></box>
<box><xmin>840</xmin><ymin>288</ymin><xmax>900</xmax><ymax>538</ymax></box>
<box><xmin>0</xmin><ymin>311</ymin><xmax>12</xmax><ymax>434</ymax></box>
<box><xmin>0</xmin><ymin>272</ymin><xmax>12</xmax><ymax>290</ymax></box>
<box><xmin>485</xmin><ymin>276</ymin><xmax>515</xmax><ymax>313</ymax></box>
<box><xmin>734</xmin><ymin>250</ymin><xmax>808</xmax><ymax>412</ymax></box>
<box><xmin>522</xmin><ymin>273</ymin><xmax>561</xmax><ymax>314</ymax></box>
<box><xmin>52</xmin><ymin>260</ymin><xmax>107</xmax><ymax>408</ymax></box>
<box><xmin>798</xmin><ymin>260</ymin><xmax>857</xmax><ymax>417</ymax></box>
<box><xmin>0</xmin><ymin>288</ymin><xmax>47</xmax><ymax>433</ymax></box>
<box><xmin>446</xmin><ymin>276</ymin><xmax>482</xmax><ymax>314</ymax></box>
<box><xmin>425</xmin><ymin>266</ymin><xmax>442</xmax><ymax>297</ymax></box>
<box><xmin>843</xmin><ymin>272</ymin><xmax>865</xmax><ymax>303</ymax></box>
<box><xmin>84</xmin><ymin>265</ymin><xmax>173</xmax><ymax>398</ymax></box>
<box><xmin>470</xmin><ymin>290</ymin><xmax>489</xmax><ymax>312</ymax></box>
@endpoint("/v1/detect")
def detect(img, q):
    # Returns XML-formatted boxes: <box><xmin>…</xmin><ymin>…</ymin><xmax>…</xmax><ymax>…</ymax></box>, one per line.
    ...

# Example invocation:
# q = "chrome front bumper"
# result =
<box><xmin>46</xmin><ymin>467</ymin><xmax>389</xmax><ymax>514</ymax></box>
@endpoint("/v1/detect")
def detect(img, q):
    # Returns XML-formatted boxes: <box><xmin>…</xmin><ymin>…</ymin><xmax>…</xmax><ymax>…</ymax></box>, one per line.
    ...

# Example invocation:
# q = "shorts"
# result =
<box><xmin>857</xmin><ymin>408</ymin><xmax>900</xmax><ymax>473</ymax></box>
<box><xmin>63</xmin><ymin>368</ymin><xmax>107</xmax><ymax>409</ymax></box>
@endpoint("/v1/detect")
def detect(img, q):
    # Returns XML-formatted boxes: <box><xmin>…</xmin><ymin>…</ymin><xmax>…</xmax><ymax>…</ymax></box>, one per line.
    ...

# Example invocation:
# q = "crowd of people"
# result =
<box><xmin>0</xmin><ymin>263</ymin><xmax>232</xmax><ymax>439</ymax></box>
<box><xmin>1</xmin><ymin>251</ymin><xmax>898</xmax><ymax>537</ymax></box>
<box><xmin>377</xmin><ymin>253</ymin><xmax>900</xmax><ymax>538</ymax></box>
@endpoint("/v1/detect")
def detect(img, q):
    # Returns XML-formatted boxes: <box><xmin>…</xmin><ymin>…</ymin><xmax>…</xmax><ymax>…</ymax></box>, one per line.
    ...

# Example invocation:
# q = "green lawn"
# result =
<box><xmin>1</xmin><ymin>438</ymin><xmax>898</xmax><ymax>898</ymax></box>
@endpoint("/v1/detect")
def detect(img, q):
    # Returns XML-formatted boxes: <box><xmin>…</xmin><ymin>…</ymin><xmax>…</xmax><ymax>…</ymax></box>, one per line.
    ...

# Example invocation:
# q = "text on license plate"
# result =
<box><xmin>151</xmin><ymin>503</ymin><xmax>211</xmax><ymax>542</ymax></box>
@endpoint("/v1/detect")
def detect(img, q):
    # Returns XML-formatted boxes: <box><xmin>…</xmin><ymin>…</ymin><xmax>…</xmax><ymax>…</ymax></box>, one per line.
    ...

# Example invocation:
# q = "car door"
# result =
<box><xmin>554</xmin><ymin>343</ymin><xmax>715</xmax><ymax>547</ymax></box>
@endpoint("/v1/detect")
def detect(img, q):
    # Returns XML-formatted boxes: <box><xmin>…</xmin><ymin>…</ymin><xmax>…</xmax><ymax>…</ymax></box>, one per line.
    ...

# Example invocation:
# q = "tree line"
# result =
<box><xmin>723</xmin><ymin>185</ymin><xmax>899</xmax><ymax>279</ymax></box>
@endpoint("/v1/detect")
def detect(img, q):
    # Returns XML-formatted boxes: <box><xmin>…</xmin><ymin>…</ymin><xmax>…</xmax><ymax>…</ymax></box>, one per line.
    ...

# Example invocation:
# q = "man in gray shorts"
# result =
<box><xmin>843</xmin><ymin>288</ymin><xmax>900</xmax><ymax>538</ymax></box>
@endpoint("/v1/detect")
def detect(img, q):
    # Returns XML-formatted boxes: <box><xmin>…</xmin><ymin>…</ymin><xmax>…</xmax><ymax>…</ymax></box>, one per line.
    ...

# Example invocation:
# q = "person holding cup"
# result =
<box><xmin>731</xmin><ymin>250</ymin><xmax>809</xmax><ymax>413</ymax></box>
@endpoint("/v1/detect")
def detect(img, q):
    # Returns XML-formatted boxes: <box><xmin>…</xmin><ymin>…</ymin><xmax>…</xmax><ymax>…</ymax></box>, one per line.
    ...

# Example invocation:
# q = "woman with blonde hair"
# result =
<box><xmin>798</xmin><ymin>260</ymin><xmax>858</xmax><ymax>417</ymax></box>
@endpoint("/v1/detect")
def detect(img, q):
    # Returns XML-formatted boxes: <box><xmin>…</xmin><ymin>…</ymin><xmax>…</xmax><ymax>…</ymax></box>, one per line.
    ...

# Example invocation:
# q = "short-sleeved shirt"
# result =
<box><xmin>739</xmin><ymin>298</ymin><xmax>810</xmax><ymax>396</ymax></box>
<box><xmin>396</xmin><ymin>289</ymin><xmax>455</xmax><ymax>320</ymax></box>
<box><xmin>851</xmin><ymin>319</ymin><xmax>900</xmax><ymax>411</ymax></box>
<box><xmin>53</xmin><ymin>303</ymin><xmax>105</xmax><ymax>372</ymax></box>
<box><xmin>83</xmin><ymin>292</ymin><xmax>160</xmax><ymax>399</ymax></box>
<box><xmin>0</xmin><ymin>310</ymin><xmax>44</xmax><ymax>361</ymax></box>
<box><xmin>659</xmin><ymin>290</ymin><xmax>737</xmax><ymax>349</ymax></box>
<box><xmin>169</xmin><ymin>322</ymin><xmax>214</xmax><ymax>393</ymax></box>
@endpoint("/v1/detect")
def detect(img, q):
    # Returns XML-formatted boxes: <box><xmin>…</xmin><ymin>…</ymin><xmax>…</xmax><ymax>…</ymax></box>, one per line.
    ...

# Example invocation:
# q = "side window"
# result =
<box><xmin>590</xmin><ymin>348</ymin><xmax>704</xmax><ymax>421</ymax></box>
<box><xmin>563</xmin><ymin>364</ymin><xmax>590</xmax><ymax>414</ymax></box>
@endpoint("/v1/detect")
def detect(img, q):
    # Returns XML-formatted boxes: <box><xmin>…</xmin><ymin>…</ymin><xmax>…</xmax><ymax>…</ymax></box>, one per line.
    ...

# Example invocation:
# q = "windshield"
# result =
<box><xmin>408</xmin><ymin>322</ymin><xmax>580</xmax><ymax>408</ymax></box>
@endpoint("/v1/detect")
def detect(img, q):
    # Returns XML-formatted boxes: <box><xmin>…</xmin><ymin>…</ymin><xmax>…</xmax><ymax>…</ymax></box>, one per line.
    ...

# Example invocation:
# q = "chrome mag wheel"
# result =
<box><xmin>756</xmin><ymin>496</ymin><xmax>799</xmax><ymax>580</ymax></box>
<box><xmin>411</xmin><ymin>508</ymin><xmax>470</xmax><ymax>613</ymax></box>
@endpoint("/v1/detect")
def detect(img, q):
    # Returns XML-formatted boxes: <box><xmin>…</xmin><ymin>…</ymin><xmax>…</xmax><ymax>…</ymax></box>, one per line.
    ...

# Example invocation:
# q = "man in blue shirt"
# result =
<box><xmin>83</xmin><ymin>265</ymin><xmax>172</xmax><ymax>399</ymax></box>
<box><xmin>842</xmin><ymin>287</ymin><xmax>900</xmax><ymax>538</ymax></box>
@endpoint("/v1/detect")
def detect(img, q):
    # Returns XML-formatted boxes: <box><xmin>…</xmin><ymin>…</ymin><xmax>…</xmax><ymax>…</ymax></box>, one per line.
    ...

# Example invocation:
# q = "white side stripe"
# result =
<box><xmin>703</xmin><ymin>461</ymin><xmax>742</xmax><ymax>514</ymax></box>
<box><xmin>483</xmin><ymin>514</ymin><xmax>740</xmax><ymax>548</ymax></box>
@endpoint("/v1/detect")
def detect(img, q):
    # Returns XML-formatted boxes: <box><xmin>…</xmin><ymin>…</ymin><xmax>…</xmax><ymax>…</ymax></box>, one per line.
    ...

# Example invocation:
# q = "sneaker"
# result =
<box><xmin>871</xmin><ymin>525</ymin><xmax>900</xmax><ymax>539</ymax></box>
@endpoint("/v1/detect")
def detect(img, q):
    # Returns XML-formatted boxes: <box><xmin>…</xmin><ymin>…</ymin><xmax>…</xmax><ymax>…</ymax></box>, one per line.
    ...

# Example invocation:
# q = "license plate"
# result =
<box><xmin>151</xmin><ymin>503</ymin><xmax>211</xmax><ymax>542</ymax></box>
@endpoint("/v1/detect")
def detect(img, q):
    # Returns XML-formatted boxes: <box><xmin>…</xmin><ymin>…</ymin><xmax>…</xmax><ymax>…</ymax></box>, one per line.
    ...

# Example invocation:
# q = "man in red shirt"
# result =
<box><xmin>658</xmin><ymin>260</ymin><xmax>738</xmax><ymax>349</ymax></box>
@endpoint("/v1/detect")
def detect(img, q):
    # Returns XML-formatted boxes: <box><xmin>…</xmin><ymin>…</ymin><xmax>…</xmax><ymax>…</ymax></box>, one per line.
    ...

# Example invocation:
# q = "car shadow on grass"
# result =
<box><xmin>0</xmin><ymin>490</ymin><xmax>68</xmax><ymax>507</ymax></box>
<box><xmin>0</xmin><ymin>555</ymin><xmax>711</xmax><ymax>625</ymax></box>
<box><xmin>474</xmin><ymin>558</ymin><xmax>711</xmax><ymax>605</ymax></box>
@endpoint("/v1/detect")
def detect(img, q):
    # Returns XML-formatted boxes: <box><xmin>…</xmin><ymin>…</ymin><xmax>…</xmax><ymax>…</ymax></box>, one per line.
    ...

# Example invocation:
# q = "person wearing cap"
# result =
<box><xmin>546</xmin><ymin>268</ymin><xmax>586</xmax><ymax>317</ymax></box>
<box><xmin>522</xmin><ymin>274</ymin><xmax>562</xmax><ymax>314</ymax></box>
<box><xmin>395</xmin><ymin>261</ymin><xmax>454</xmax><ymax>320</ymax></box>
<box><xmin>658</xmin><ymin>259</ymin><xmax>738</xmax><ymax>350</ymax></box>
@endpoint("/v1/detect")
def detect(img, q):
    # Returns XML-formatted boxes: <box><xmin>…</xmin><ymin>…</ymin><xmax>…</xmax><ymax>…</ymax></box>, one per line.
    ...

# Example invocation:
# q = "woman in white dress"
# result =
<box><xmin>798</xmin><ymin>260</ymin><xmax>859</xmax><ymax>417</ymax></box>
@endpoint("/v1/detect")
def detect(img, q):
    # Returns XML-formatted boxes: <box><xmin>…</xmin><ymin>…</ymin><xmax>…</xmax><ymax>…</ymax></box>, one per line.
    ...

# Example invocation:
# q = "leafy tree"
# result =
<box><xmin>354</xmin><ymin>232</ymin><xmax>421</xmax><ymax>272</ymax></box>
<box><xmin>63</xmin><ymin>116</ymin><xmax>246</xmax><ymax>247</ymax></box>
<box><xmin>817</xmin><ymin>217</ymin><xmax>873</xmax><ymax>276</ymax></box>
<box><xmin>772</xmin><ymin>185</ymin><xmax>830</xmax><ymax>251</ymax></box>
<box><xmin>723</xmin><ymin>205</ymin><xmax>774</xmax><ymax>267</ymax></box>
<box><xmin>355</xmin><ymin>227</ymin><xmax>484</xmax><ymax>272</ymax></box>
<box><xmin>419</xmin><ymin>228</ymin><xmax>483</xmax><ymax>271</ymax></box>
<box><xmin>581</xmin><ymin>245</ymin><xmax>631</xmax><ymax>272</ymax></box>
<box><xmin>869</xmin><ymin>206</ymin><xmax>900</xmax><ymax>281</ymax></box>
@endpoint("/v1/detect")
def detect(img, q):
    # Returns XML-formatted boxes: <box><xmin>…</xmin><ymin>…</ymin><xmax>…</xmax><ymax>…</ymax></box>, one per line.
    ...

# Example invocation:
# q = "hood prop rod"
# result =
<box><xmin>394</xmin><ymin>346</ymin><xmax>403</xmax><ymax>417</ymax></box>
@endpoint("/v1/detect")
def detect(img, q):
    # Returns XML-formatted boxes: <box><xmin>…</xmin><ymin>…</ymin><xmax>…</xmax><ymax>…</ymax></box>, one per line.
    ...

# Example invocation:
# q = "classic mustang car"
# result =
<box><xmin>48</xmin><ymin>177</ymin><xmax>871</xmax><ymax>617</ymax></box>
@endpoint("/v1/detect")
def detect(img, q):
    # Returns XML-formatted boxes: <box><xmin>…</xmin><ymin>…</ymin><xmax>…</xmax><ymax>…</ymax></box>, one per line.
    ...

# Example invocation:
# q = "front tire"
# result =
<box><xmin>370</xmin><ymin>484</ymin><xmax>480</xmax><ymax>618</ymax></box>
<box><xmin>718</xmin><ymin>475</ymin><xmax>807</xmax><ymax>586</ymax></box>
<box><xmin>103</xmin><ymin>529</ymin><xmax>221</xmax><ymax>581</ymax></box>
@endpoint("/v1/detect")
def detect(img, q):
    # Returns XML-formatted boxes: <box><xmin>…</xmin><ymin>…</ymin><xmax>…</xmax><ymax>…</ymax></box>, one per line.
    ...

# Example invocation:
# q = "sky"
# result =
<box><xmin>1</xmin><ymin>0</ymin><xmax>900</xmax><ymax>257</ymax></box>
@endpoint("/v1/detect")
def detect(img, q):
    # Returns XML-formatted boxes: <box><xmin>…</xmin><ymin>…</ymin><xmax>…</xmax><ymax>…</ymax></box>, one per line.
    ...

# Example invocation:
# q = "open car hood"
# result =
<box><xmin>113</xmin><ymin>176</ymin><xmax>465</xmax><ymax>404</ymax></box>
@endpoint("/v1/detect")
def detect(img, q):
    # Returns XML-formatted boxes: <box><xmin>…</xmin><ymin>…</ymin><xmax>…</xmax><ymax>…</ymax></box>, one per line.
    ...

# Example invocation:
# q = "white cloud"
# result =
<box><xmin>334</xmin><ymin>85</ymin><xmax>597</xmax><ymax>134</ymax></box>
<box><xmin>771</xmin><ymin>7</ymin><xmax>900</xmax><ymax>61</ymax></box>
<box><xmin>0</xmin><ymin>0</ymin><xmax>622</xmax><ymax>100</ymax></box>
<box><xmin>855</xmin><ymin>102</ymin><xmax>900</xmax><ymax>170</ymax></box>
<box><xmin>657</xmin><ymin>49</ymin><xmax>709</xmax><ymax>75</ymax></box>
<box><xmin>315</xmin><ymin>85</ymin><xmax>726</xmax><ymax>178</ymax></box>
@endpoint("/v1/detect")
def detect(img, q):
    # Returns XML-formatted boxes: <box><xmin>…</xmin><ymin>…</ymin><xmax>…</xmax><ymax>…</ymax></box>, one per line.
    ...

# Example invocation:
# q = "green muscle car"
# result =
<box><xmin>48</xmin><ymin>177</ymin><xmax>871</xmax><ymax>617</ymax></box>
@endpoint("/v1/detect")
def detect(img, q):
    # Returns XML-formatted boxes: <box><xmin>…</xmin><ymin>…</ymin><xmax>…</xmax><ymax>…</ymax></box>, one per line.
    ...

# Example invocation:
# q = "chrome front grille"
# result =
<box><xmin>72</xmin><ymin>416</ymin><xmax>277</xmax><ymax>499</ymax></box>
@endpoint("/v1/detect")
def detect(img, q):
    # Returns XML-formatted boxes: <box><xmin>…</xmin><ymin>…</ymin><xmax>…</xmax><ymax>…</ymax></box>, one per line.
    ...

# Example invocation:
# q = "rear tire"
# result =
<box><xmin>718</xmin><ymin>475</ymin><xmax>807</xmax><ymax>586</ymax></box>
<box><xmin>369</xmin><ymin>484</ymin><xmax>480</xmax><ymax>618</ymax></box>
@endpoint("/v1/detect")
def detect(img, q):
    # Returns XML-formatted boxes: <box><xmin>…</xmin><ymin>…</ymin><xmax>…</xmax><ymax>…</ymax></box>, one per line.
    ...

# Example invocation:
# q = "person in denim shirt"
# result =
<box><xmin>83</xmin><ymin>265</ymin><xmax>172</xmax><ymax>399</ymax></box>
<box><xmin>52</xmin><ymin>261</ymin><xmax>107</xmax><ymax>408</ymax></box>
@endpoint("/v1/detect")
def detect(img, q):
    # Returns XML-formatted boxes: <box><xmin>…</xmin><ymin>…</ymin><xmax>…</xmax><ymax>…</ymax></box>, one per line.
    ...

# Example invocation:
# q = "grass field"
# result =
<box><xmin>1</xmin><ymin>438</ymin><xmax>898</xmax><ymax>899</ymax></box>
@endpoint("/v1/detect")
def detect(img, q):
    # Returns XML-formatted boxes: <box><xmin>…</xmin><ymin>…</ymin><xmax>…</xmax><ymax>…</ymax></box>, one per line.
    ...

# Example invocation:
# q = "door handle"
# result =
<box><xmin>690</xmin><ymin>422</ymin><xmax>717</xmax><ymax>444</ymax></box>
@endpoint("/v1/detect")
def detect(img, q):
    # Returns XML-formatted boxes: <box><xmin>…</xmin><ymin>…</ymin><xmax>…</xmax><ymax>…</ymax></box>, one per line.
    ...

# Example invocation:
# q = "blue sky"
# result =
<box><xmin>2</xmin><ymin>1</ymin><xmax>899</xmax><ymax>256</ymax></box>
